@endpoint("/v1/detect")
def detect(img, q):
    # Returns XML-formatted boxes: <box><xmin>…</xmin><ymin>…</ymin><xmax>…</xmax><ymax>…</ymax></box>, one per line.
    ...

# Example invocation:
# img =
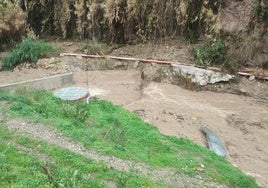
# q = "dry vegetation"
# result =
<box><xmin>2</xmin><ymin>0</ymin><xmax>223</xmax><ymax>43</ymax></box>
<box><xmin>0</xmin><ymin>0</ymin><xmax>26</xmax><ymax>48</ymax></box>
<box><xmin>0</xmin><ymin>0</ymin><xmax>267</xmax><ymax>69</ymax></box>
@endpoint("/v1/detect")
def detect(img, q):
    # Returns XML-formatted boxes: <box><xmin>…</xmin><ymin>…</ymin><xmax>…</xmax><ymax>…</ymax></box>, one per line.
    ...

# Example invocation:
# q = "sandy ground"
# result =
<box><xmin>0</xmin><ymin>42</ymin><xmax>267</xmax><ymax>187</ymax></box>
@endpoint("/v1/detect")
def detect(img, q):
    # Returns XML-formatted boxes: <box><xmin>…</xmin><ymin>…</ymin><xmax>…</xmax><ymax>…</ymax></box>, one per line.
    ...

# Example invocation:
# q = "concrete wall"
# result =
<box><xmin>0</xmin><ymin>72</ymin><xmax>73</xmax><ymax>91</ymax></box>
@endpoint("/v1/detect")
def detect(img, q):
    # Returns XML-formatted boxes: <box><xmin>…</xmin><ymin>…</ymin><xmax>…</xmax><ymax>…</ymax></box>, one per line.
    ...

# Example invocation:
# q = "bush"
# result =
<box><xmin>193</xmin><ymin>38</ymin><xmax>227</xmax><ymax>67</ymax></box>
<box><xmin>255</xmin><ymin>0</ymin><xmax>268</xmax><ymax>22</ymax></box>
<box><xmin>2</xmin><ymin>37</ymin><xmax>58</xmax><ymax>69</ymax></box>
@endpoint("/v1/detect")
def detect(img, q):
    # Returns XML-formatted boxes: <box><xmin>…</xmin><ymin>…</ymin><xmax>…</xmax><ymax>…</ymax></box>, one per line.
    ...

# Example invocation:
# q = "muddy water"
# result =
<box><xmin>74</xmin><ymin>70</ymin><xmax>268</xmax><ymax>187</ymax></box>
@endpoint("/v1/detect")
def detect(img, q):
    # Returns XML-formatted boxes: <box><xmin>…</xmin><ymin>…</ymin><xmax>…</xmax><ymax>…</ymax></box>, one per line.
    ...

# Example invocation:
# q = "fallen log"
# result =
<box><xmin>60</xmin><ymin>52</ymin><xmax>268</xmax><ymax>81</ymax></box>
<box><xmin>60</xmin><ymin>52</ymin><xmax>172</xmax><ymax>65</ymax></box>
<box><xmin>237</xmin><ymin>72</ymin><xmax>268</xmax><ymax>81</ymax></box>
<box><xmin>60</xmin><ymin>52</ymin><xmax>218</xmax><ymax>70</ymax></box>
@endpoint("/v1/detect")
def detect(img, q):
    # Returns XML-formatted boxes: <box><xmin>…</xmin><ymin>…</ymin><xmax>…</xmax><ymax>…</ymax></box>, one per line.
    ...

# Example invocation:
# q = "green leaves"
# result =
<box><xmin>2</xmin><ymin>37</ymin><xmax>58</xmax><ymax>69</ymax></box>
<box><xmin>193</xmin><ymin>38</ymin><xmax>227</xmax><ymax>67</ymax></box>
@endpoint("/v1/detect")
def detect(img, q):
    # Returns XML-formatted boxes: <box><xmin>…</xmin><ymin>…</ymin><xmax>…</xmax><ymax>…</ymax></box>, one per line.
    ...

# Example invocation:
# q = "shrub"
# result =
<box><xmin>193</xmin><ymin>38</ymin><xmax>227</xmax><ymax>67</ymax></box>
<box><xmin>255</xmin><ymin>0</ymin><xmax>268</xmax><ymax>22</ymax></box>
<box><xmin>2</xmin><ymin>37</ymin><xmax>58</xmax><ymax>69</ymax></box>
<box><xmin>81</xmin><ymin>36</ymin><xmax>109</xmax><ymax>55</ymax></box>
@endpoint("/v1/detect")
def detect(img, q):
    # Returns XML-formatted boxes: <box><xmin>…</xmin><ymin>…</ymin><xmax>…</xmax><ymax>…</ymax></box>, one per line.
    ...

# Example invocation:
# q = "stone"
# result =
<box><xmin>249</xmin><ymin>75</ymin><xmax>255</xmax><ymax>81</ymax></box>
<box><xmin>172</xmin><ymin>62</ymin><xmax>234</xmax><ymax>85</ymax></box>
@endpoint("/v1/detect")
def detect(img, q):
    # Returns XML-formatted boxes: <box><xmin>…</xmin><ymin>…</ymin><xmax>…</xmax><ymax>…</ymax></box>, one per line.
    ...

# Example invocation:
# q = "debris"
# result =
<box><xmin>60</xmin><ymin>52</ymin><xmax>172</xmax><ymax>65</ymax></box>
<box><xmin>249</xmin><ymin>75</ymin><xmax>255</xmax><ymax>81</ymax></box>
<box><xmin>60</xmin><ymin>52</ymin><xmax>268</xmax><ymax>82</ymax></box>
<box><xmin>201</xmin><ymin>126</ymin><xmax>227</xmax><ymax>157</ymax></box>
<box><xmin>37</xmin><ymin>58</ymin><xmax>62</xmax><ymax>69</ymax></box>
<box><xmin>133</xmin><ymin>109</ymin><xmax>146</xmax><ymax>118</ymax></box>
<box><xmin>237</xmin><ymin>71</ymin><xmax>268</xmax><ymax>81</ymax></box>
<box><xmin>196</xmin><ymin>164</ymin><xmax>205</xmax><ymax>172</ymax></box>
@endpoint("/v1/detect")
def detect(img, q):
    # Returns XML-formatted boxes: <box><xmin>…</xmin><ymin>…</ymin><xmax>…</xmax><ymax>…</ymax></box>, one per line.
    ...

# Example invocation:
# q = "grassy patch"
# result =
<box><xmin>2</xmin><ymin>37</ymin><xmax>58</xmax><ymax>69</ymax></box>
<box><xmin>255</xmin><ymin>0</ymin><xmax>268</xmax><ymax>22</ymax></box>
<box><xmin>0</xmin><ymin>90</ymin><xmax>260</xmax><ymax>187</ymax></box>
<box><xmin>0</xmin><ymin>126</ymin><xmax>158</xmax><ymax>188</ymax></box>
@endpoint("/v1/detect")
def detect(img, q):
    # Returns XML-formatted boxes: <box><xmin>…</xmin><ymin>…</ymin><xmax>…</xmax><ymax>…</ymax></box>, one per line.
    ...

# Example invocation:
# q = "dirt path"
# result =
<box><xmin>4</xmin><ymin>118</ymin><xmax>226</xmax><ymax>188</ymax></box>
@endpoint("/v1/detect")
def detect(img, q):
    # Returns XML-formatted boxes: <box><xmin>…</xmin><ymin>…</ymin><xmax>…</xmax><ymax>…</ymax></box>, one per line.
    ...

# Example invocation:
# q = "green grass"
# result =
<box><xmin>2</xmin><ymin>37</ymin><xmax>58</xmax><ymax>69</ymax></box>
<box><xmin>0</xmin><ymin>90</ymin><xmax>261</xmax><ymax>188</ymax></box>
<box><xmin>0</xmin><ymin>126</ymin><xmax>159</xmax><ymax>188</ymax></box>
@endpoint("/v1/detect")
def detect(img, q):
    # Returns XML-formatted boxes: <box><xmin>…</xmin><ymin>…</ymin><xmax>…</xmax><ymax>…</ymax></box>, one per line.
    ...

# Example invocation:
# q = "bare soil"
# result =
<box><xmin>0</xmin><ymin>41</ymin><xmax>267</xmax><ymax>187</ymax></box>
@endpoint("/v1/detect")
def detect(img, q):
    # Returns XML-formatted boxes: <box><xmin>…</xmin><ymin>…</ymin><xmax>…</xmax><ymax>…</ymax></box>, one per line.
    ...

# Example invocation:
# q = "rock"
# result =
<box><xmin>25</xmin><ymin>63</ymin><xmax>32</xmax><ymax>69</ymax></box>
<box><xmin>239</xmin><ymin>88</ymin><xmax>247</xmax><ymax>94</ymax></box>
<box><xmin>172</xmin><ymin>63</ymin><xmax>234</xmax><ymax>85</ymax></box>
<box><xmin>249</xmin><ymin>75</ymin><xmax>255</xmax><ymax>81</ymax></box>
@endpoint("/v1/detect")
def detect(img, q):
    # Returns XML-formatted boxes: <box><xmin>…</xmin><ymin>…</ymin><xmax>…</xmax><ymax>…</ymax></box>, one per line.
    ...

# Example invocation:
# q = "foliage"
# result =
<box><xmin>255</xmin><ymin>0</ymin><xmax>268</xmax><ymax>22</ymax></box>
<box><xmin>193</xmin><ymin>38</ymin><xmax>227</xmax><ymax>67</ymax></box>
<box><xmin>0</xmin><ymin>0</ymin><xmax>26</xmax><ymax>49</ymax></box>
<box><xmin>0</xmin><ymin>89</ymin><xmax>260</xmax><ymax>188</ymax></box>
<box><xmin>2</xmin><ymin>37</ymin><xmax>58</xmax><ymax>69</ymax></box>
<box><xmin>81</xmin><ymin>36</ymin><xmax>109</xmax><ymax>55</ymax></box>
<box><xmin>223</xmin><ymin>32</ymin><xmax>265</xmax><ymax>72</ymax></box>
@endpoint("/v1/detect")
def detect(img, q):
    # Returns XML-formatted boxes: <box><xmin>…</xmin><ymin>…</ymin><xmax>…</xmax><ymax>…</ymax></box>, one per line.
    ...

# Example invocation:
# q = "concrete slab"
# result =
<box><xmin>0</xmin><ymin>72</ymin><xmax>73</xmax><ymax>91</ymax></box>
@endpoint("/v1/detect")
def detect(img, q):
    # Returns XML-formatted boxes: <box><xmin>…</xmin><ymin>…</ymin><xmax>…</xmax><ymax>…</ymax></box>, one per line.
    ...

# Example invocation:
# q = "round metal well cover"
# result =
<box><xmin>53</xmin><ymin>87</ymin><xmax>89</xmax><ymax>101</ymax></box>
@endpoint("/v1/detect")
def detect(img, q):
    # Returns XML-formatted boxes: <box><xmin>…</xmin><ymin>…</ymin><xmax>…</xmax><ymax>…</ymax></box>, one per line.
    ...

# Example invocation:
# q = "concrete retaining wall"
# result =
<box><xmin>0</xmin><ymin>72</ymin><xmax>73</xmax><ymax>91</ymax></box>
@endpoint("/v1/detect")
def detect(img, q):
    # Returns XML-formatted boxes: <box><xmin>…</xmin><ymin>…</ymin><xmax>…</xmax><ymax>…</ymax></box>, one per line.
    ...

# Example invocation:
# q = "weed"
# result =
<box><xmin>255</xmin><ymin>0</ymin><xmax>268</xmax><ymax>22</ymax></box>
<box><xmin>153</xmin><ymin>67</ymin><xmax>169</xmax><ymax>82</ymax></box>
<box><xmin>172</xmin><ymin>72</ymin><xmax>198</xmax><ymax>90</ymax></box>
<box><xmin>263</xmin><ymin>61</ymin><xmax>268</xmax><ymax>69</ymax></box>
<box><xmin>225</xmin><ymin>33</ymin><xmax>260</xmax><ymax>72</ymax></box>
<box><xmin>2</xmin><ymin>37</ymin><xmax>58</xmax><ymax>69</ymax></box>
<box><xmin>193</xmin><ymin>38</ymin><xmax>227</xmax><ymax>67</ymax></box>
<box><xmin>95</xmin><ymin>59</ymin><xmax>112</xmax><ymax>70</ymax></box>
<box><xmin>81</xmin><ymin>36</ymin><xmax>111</xmax><ymax>55</ymax></box>
<box><xmin>0</xmin><ymin>126</ymin><xmax>155</xmax><ymax>187</ymax></box>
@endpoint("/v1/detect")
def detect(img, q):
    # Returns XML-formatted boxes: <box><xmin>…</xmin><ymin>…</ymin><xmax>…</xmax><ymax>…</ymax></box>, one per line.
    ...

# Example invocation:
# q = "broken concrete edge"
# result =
<box><xmin>0</xmin><ymin>72</ymin><xmax>73</xmax><ymax>91</ymax></box>
<box><xmin>172</xmin><ymin>63</ymin><xmax>234</xmax><ymax>86</ymax></box>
